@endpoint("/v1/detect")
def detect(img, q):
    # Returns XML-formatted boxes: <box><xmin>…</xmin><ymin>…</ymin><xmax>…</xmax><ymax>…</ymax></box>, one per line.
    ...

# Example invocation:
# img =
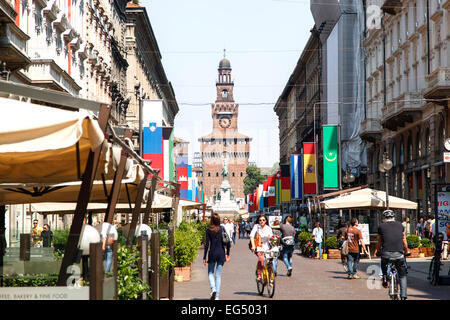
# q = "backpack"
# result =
<box><xmin>424</xmin><ymin>220</ymin><xmax>431</xmax><ymax>232</ymax></box>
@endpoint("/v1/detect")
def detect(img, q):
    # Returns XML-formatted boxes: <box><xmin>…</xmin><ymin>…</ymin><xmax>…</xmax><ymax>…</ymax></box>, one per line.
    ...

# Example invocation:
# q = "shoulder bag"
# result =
<box><xmin>222</xmin><ymin>226</ymin><xmax>231</xmax><ymax>246</ymax></box>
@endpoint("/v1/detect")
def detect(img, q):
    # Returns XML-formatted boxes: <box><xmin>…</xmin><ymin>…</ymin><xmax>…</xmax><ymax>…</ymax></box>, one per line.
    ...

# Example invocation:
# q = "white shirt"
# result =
<box><xmin>222</xmin><ymin>222</ymin><xmax>234</xmax><ymax>239</ymax></box>
<box><xmin>250</xmin><ymin>224</ymin><xmax>273</xmax><ymax>251</ymax></box>
<box><xmin>312</xmin><ymin>227</ymin><xmax>323</xmax><ymax>243</ymax></box>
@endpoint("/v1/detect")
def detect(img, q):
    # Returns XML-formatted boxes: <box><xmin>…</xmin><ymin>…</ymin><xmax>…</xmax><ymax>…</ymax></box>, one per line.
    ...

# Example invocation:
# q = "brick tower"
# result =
<box><xmin>198</xmin><ymin>55</ymin><xmax>251</xmax><ymax>203</ymax></box>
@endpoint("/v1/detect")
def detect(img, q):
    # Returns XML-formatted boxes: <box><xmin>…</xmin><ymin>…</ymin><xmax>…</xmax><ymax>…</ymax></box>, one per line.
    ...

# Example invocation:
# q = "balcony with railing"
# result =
<box><xmin>0</xmin><ymin>20</ymin><xmax>31</xmax><ymax>72</ymax></box>
<box><xmin>381</xmin><ymin>0</ymin><xmax>402</xmax><ymax>15</ymax></box>
<box><xmin>423</xmin><ymin>67</ymin><xmax>450</xmax><ymax>104</ymax></box>
<box><xmin>0</xmin><ymin>0</ymin><xmax>16</xmax><ymax>23</ymax></box>
<box><xmin>381</xmin><ymin>92</ymin><xmax>423</xmax><ymax>131</ymax></box>
<box><xmin>360</xmin><ymin>118</ymin><xmax>382</xmax><ymax>142</ymax></box>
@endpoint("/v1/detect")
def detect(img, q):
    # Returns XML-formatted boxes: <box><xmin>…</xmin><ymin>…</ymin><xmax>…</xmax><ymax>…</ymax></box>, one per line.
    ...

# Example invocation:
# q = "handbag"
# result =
<box><xmin>222</xmin><ymin>226</ymin><xmax>231</xmax><ymax>246</ymax></box>
<box><xmin>341</xmin><ymin>240</ymin><xmax>349</xmax><ymax>255</ymax></box>
<box><xmin>281</xmin><ymin>236</ymin><xmax>294</xmax><ymax>247</ymax></box>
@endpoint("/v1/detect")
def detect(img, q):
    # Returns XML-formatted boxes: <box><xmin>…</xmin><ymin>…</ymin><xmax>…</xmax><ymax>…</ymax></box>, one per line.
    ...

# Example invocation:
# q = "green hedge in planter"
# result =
<box><xmin>174</xmin><ymin>228</ymin><xmax>200</xmax><ymax>267</ymax></box>
<box><xmin>297</xmin><ymin>231</ymin><xmax>313</xmax><ymax>255</ymax></box>
<box><xmin>325</xmin><ymin>236</ymin><xmax>338</xmax><ymax>250</ymax></box>
<box><xmin>3</xmin><ymin>274</ymin><xmax>58</xmax><ymax>287</ymax></box>
<box><xmin>420</xmin><ymin>238</ymin><xmax>435</xmax><ymax>248</ymax></box>
<box><xmin>406</xmin><ymin>234</ymin><xmax>420</xmax><ymax>249</ymax></box>
<box><xmin>117</xmin><ymin>245</ymin><xmax>151</xmax><ymax>300</ymax></box>
<box><xmin>53</xmin><ymin>229</ymin><xmax>69</xmax><ymax>250</ymax></box>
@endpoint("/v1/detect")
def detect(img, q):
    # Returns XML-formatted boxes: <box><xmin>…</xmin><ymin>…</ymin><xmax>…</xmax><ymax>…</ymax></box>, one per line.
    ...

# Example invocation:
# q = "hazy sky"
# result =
<box><xmin>143</xmin><ymin>0</ymin><xmax>315</xmax><ymax>167</ymax></box>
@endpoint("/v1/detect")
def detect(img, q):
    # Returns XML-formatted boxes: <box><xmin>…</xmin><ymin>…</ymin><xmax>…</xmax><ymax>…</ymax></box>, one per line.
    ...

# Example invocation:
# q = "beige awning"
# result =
<box><xmin>320</xmin><ymin>188</ymin><xmax>418</xmax><ymax>210</ymax></box>
<box><xmin>0</xmin><ymin>164</ymin><xmax>143</xmax><ymax>205</ymax></box>
<box><xmin>29</xmin><ymin>191</ymin><xmax>182</xmax><ymax>214</ymax></box>
<box><xmin>0</xmin><ymin>97</ymin><xmax>107</xmax><ymax>184</ymax></box>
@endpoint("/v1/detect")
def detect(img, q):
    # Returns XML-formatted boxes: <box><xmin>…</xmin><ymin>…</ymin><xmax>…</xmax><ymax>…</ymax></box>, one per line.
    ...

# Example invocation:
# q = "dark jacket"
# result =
<box><xmin>41</xmin><ymin>230</ymin><xmax>53</xmax><ymax>247</ymax></box>
<box><xmin>203</xmin><ymin>227</ymin><xmax>231</xmax><ymax>263</ymax></box>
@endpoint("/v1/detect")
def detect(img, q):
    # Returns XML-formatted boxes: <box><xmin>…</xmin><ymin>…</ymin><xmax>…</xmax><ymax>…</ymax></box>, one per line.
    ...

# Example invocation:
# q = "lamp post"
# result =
<box><xmin>342</xmin><ymin>167</ymin><xmax>356</xmax><ymax>222</ymax></box>
<box><xmin>379</xmin><ymin>152</ymin><xmax>393</xmax><ymax>210</ymax></box>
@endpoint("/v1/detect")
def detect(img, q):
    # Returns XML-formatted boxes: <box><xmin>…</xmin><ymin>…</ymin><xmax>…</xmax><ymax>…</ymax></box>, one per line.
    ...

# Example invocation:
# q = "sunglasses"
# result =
<box><xmin>259</xmin><ymin>219</ymin><xmax>266</xmax><ymax>222</ymax></box>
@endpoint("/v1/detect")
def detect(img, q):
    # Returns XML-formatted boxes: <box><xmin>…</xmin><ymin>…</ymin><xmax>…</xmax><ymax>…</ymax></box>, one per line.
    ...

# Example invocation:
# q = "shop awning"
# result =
<box><xmin>0</xmin><ymin>164</ymin><xmax>143</xmax><ymax>205</ymax></box>
<box><xmin>0</xmin><ymin>97</ymin><xmax>107</xmax><ymax>184</ymax></box>
<box><xmin>28</xmin><ymin>191</ymin><xmax>200</xmax><ymax>214</ymax></box>
<box><xmin>320</xmin><ymin>188</ymin><xmax>418</xmax><ymax>210</ymax></box>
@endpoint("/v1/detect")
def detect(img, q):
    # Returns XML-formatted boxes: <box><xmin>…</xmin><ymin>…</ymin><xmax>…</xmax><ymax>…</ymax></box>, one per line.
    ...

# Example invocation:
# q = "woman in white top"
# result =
<box><xmin>250</xmin><ymin>214</ymin><xmax>273</xmax><ymax>281</ymax></box>
<box><xmin>311</xmin><ymin>221</ymin><xmax>324</xmax><ymax>259</ymax></box>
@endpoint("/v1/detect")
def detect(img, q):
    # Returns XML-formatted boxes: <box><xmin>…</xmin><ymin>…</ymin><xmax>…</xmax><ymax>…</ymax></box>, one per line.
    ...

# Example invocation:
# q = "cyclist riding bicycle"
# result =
<box><xmin>376</xmin><ymin>209</ymin><xmax>410</xmax><ymax>300</ymax></box>
<box><xmin>250</xmin><ymin>214</ymin><xmax>273</xmax><ymax>282</ymax></box>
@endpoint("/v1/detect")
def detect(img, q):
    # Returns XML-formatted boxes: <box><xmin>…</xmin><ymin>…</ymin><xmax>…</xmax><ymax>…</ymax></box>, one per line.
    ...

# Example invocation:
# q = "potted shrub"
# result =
<box><xmin>53</xmin><ymin>229</ymin><xmax>69</xmax><ymax>252</ymax></box>
<box><xmin>406</xmin><ymin>235</ymin><xmax>420</xmax><ymax>258</ymax></box>
<box><xmin>297</xmin><ymin>231</ymin><xmax>313</xmax><ymax>256</ymax></box>
<box><xmin>325</xmin><ymin>236</ymin><xmax>341</xmax><ymax>259</ymax></box>
<box><xmin>420</xmin><ymin>238</ymin><xmax>435</xmax><ymax>256</ymax></box>
<box><xmin>173</xmin><ymin>227</ymin><xmax>201</xmax><ymax>281</ymax></box>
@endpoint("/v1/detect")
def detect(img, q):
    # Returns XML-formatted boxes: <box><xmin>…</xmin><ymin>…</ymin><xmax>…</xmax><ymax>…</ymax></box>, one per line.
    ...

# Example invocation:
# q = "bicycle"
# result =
<box><xmin>386</xmin><ymin>252</ymin><xmax>410</xmax><ymax>300</ymax></box>
<box><xmin>255</xmin><ymin>247</ymin><xmax>279</xmax><ymax>298</ymax></box>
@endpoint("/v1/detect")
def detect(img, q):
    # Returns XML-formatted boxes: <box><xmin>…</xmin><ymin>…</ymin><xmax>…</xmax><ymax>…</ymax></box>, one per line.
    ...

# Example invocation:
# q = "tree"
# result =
<box><xmin>243</xmin><ymin>165</ymin><xmax>267</xmax><ymax>196</ymax></box>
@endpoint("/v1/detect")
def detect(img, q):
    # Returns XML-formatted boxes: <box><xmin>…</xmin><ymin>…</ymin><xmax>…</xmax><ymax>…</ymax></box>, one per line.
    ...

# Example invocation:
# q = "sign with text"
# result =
<box><xmin>436</xmin><ymin>190</ymin><xmax>450</xmax><ymax>241</ymax></box>
<box><xmin>0</xmin><ymin>287</ymin><xmax>89</xmax><ymax>300</ymax></box>
<box><xmin>356</xmin><ymin>223</ymin><xmax>370</xmax><ymax>244</ymax></box>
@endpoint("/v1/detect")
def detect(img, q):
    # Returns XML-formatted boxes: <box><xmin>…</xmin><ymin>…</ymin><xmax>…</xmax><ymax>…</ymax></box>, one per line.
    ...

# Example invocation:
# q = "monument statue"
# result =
<box><xmin>221</xmin><ymin>158</ymin><xmax>229</xmax><ymax>179</ymax></box>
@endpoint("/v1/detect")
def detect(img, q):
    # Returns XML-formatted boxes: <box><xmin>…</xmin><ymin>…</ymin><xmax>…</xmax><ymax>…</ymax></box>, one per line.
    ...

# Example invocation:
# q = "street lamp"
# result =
<box><xmin>379</xmin><ymin>152</ymin><xmax>393</xmax><ymax>210</ymax></box>
<box><xmin>342</xmin><ymin>167</ymin><xmax>356</xmax><ymax>186</ymax></box>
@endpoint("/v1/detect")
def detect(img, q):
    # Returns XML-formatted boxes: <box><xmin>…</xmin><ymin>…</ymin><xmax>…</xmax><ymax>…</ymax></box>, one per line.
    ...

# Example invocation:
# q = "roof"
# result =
<box><xmin>126</xmin><ymin>2</ymin><xmax>141</xmax><ymax>7</ymax></box>
<box><xmin>219</xmin><ymin>58</ymin><xmax>231</xmax><ymax>69</ymax></box>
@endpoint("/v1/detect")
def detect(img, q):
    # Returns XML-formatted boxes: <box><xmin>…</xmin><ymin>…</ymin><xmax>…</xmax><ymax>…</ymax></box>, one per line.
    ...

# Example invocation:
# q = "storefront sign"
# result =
<box><xmin>0</xmin><ymin>287</ymin><xmax>89</xmax><ymax>300</ymax></box>
<box><xmin>443</xmin><ymin>152</ymin><xmax>450</xmax><ymax>163</ymax></box>
<box><xmin>436</xmin><ymin>191</ymin><xmax>450</xmax><ymax>241</ymax></box>
<box><xmin>356</xmin><ymin>223</ymin><xmax>370</xmax><ymax>244</ymax></box>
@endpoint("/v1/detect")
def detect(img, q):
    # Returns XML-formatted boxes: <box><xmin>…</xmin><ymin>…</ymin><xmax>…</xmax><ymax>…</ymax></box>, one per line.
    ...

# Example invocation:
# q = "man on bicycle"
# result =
<box><xmin>376</xmin><ymin>209</ymin><xmax>410</xmax><ymax>300</ymax></box>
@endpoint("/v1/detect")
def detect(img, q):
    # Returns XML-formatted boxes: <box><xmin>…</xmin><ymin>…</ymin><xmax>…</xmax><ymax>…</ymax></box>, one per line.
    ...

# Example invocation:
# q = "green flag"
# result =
<box><xmin>322</xmin><ymin>125</ymin><xmax>340</xmax><ymax>189</ymax></box>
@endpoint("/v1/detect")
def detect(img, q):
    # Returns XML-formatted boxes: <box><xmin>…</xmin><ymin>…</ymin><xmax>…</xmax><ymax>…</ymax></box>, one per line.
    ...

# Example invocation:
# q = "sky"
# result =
<box><xmin>143</xmin><ymin>0</ymin><xmax>315</xmax><ymax>168</ymax></box>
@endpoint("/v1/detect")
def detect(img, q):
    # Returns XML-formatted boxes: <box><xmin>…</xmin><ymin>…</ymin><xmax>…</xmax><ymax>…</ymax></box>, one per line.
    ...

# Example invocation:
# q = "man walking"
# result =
<box><xmin>376</xmin><ymin>209</ymin><xmax>410</xmax><ymax>300</ymax></box>
<box><xmin>343</xmin><ymin>218</ymin><xmax>368</xmax><ymax>279</ymax></box>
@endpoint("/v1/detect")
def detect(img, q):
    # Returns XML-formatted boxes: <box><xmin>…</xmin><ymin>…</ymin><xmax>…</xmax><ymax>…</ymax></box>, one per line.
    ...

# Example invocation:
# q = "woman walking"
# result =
<box><xmin>203</xmin><ymin>213</ymin><xmax>231</xmax><ymax>300</ymax></box>
<box><xmin>250</xmin><ymin>214</ymin><xmax>273</xmax><ymax>282</ymax></box>
<box><xmin>311</xmin><ymin>222</ymin><xmax>324</xmax><ymax>259</ymax></box>
<box><xmin>280</xmin><ymin>216</ymin><xmax>296</xmax><ymax>276</ymax></box>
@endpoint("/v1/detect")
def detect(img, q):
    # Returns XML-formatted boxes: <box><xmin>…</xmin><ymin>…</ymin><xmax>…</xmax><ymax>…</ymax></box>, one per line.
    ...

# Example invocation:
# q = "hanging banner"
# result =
<box><xmin>280</xmin><ymin>164</ymin><xmax>291</xmax><ymax>203</ymax></box>
<box><xmin>436</xmin><ymin>188</ymin><xmax>450</xmax><ymax>241</ymax></box>
<box><xmin>290</xmin><ymin>154</ymin><xmax>302</xmax><ymax>199</ymax></box>
<box><xmin>303</xmin><ymin>142</ymin><xmax>317</xmax><ymax>195</ymax></box>
<box><xmin>322</xmin><ymin>125</ymin><xmax>340</xmax><ymax>189</ymax></box>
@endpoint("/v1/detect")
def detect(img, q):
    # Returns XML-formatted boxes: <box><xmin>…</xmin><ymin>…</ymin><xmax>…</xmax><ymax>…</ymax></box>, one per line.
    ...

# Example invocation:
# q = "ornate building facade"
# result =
<box><xmin>198</xmin><ymin>57</ymin><xmax>251</xmax><ymax>202</ymax></box>
<box><xmin>363</xmin><ymin>0</ymin><xmax>450</xmax><ymax>226</ymax></box>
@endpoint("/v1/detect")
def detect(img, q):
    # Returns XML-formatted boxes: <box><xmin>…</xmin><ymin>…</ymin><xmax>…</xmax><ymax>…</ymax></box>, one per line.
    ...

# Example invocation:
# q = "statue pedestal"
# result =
<box><xmin>212</xmin><ymin>179</ymin><xmax>239</xmax><ymax>217</ymax></box>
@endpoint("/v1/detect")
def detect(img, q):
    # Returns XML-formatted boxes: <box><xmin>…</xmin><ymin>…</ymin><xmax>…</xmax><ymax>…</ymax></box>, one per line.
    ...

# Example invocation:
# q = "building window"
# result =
<box><xmin>208</xmin><ymin>172</ymin><xmax>211</xmax><ymax>177</ymax></box>
<box><xmin>240</xmin><ymin>172</ymin><xmax>243</xmax><ymax>177</ymax></box>
<box><xmin>216</xmin><ymin>172</ymin><xmax>219</xmax><ymax>177</ymax></box>
<box><xmin>400</xmin><ymin>141</ymin><xmax>404</xmax><ymax>165</ymax></box>
<box><xmin>232</xmin><ymin>172</ymin><xmax>235</xmax><ymax>177</ymax></box>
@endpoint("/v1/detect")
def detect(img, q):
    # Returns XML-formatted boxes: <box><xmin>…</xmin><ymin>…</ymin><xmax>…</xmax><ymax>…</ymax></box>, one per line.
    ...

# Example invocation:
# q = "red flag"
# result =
<box><xmin>267</xmin><ymin>175</ymin><xmax>275</xmax><ymax>207</ymax></box>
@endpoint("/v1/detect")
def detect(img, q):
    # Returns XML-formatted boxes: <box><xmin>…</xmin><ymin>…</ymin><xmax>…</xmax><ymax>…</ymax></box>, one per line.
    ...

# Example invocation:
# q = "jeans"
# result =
<box><xmin>272</xmin><ymin>257</ymin><xmax>278</xmax><ymax>274</ymax></box>
<box><xmin>239</xmin><ymin>230</ymin><xmax>244</xmax><ymax>239</ymax></box>
<box><xmin>208</xmin><ymin>261</ymin><xmax>224</xmax><ymax>299</ymax></box>
<box><xmin>282</xmin><ymin>246</ymin><xmax>294</xmax><ymax>270</ymax></box>
<box><xmin>232</xmin><ymin>232</ymin><xmax>236</xmax><ymax>244</ymax></box>
<box><xmin>312</xmin><ymin>241</ymin><xmax>322</xmax><ymax>258</ymax></box>
<box><xmin>347</xmin><ymin>252</ymin><xmax>360</xmax><ymax>276</ymax></box>
<box><xmin>381</xmin><ymin>252</ymin><xmax>407</xmax><ymax>298</ymax></box>
<box><xmin>104</xmin><ymin>247</ymin><xmax>113</xmax><ymax>273</ymax></box>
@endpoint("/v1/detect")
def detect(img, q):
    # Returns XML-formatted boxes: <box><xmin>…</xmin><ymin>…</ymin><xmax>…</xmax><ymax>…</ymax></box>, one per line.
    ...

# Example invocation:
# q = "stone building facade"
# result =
<box><xmin>363</xmin><ymin>0</ymin><xmax>450</xmax><ymax>224</ymax></box>
<box><xmin>198</xmin><ymin>57</ymin><xmax>251</xmax><ymax>202</ymax></box>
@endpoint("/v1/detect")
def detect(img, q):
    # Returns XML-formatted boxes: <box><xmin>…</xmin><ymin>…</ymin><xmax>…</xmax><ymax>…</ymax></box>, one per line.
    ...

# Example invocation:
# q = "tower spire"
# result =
<box><xmin>223</xmin><ymin>48</ymin><xmax>226</xmax><ymax>58</ymax></box>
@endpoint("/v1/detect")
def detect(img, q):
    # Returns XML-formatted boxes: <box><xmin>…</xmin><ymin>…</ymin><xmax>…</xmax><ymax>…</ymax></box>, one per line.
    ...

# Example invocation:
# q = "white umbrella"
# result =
<box><xmin>135</xmin><ymin>224</ymin><xmax>152</xmax><ymax>238</ymax></box>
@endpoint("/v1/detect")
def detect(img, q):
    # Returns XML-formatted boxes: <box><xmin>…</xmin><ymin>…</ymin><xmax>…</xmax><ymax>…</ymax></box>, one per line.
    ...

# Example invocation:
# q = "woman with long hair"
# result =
<box><xmin>250</xmin><ymin>214</ymin><xmax>273</xmax><ymax>282</ymax></box>
<box><xmin>203</xmin><ymin>213</ymin><xmax>230</xmax><ymax>300</ymax></box>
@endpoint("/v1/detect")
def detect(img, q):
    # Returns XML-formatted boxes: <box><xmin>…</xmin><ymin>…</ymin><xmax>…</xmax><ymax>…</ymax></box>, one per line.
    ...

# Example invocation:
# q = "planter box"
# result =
<box><xmin>174</xmin><ymin>266</ymin><xmax>191</xmax><ymax>281</ymax></box>
<box><xmin>419</xmin><ymin>247</ymin><xmax>427</xmax><ymax>255</ymax></box>
<box><xmin>409</xmin><ymin>248</ymin><xmax>420</xmax><ymax>258</ymax></box>
<box><xmin>327</xmin><ymin>249</ymin><xmax>341</xmax><ymax>259</ymax></box>
<box><xmin>159</xmin><ymin>272</ymin><xmax>170</xmax><ymax>299</ymax></box>
<box><xmin>425</xmin><ymin>247</ymin><xmax>434</xmax><ymax>257</ymax></box>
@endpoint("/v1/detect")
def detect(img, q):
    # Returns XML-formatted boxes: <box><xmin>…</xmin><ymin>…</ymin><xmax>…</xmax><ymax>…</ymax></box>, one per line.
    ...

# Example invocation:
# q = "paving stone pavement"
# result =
<box><xmin>174</xmin><ymin>237</ymin><xmax>450</xmax><ymax>300</ymax></box>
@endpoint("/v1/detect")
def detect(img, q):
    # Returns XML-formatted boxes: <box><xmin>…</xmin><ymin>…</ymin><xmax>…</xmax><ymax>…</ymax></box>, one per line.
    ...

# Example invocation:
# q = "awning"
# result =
<box><xmin>320</xmin><ymin>188</ymin><xmax>418</xmax><ymax>210</ymax></box>
<box><xmin>0</xmin><ymin>164</ymin><xmax>143</xmax><ymax>205</ymax></box>
<box><xmin>28</xmin><ymin>191</ymin><xmax>198</xmax><ymax>214</ymax></box>
<box><xmin>0</xmin><ymin>97</ymin><xmax>107</xmax><ymax>184</ymax></box>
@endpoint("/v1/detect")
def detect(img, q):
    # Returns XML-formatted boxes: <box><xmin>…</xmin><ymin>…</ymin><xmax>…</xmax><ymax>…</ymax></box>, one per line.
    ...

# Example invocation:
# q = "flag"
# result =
<box><xmin>290</xmin><ymin>155</ymin><xmax>303</xmax><ymax>199</ymax></box>
<box><xmin>262</xmin><ymin>180</ymin><xmax>269</xmax><ymax>208</ymax></box>
<box><xmin>187</xmin><ymin>165</ymin><xmax>193</xmax><ymax>201</ymax></box>
<box><xmin>267</xmin><ymin>175</ymin><xmax>275</xmax><ymax>207</ymax></box>
<box><xmin>248</xmin><ymin>193</ymin><xmax>254</xmax><ymax>212</ymax></box>
<box><xmin>258</xmin><ymin>184</ymin><xmax>263</xmax><ymax>210</ymax></box>
<box><xmin>253</xmin><ymin>188</ymin><xmax>258</xmax><ymax>212</ymax></box>
<box><xmin>322</xmin><ymin>125</ymin><xmax>340</xmax><ymax>189</ymax></box>
<box><xmin>143</xmin><ymin>122</ymin><xmax>164</xmax><ymax>179</ymax></box>
<box><xmin>280</xmin><ymin>165</ymin><xmax>291</xmax><ymax>202</ymax></box>
<box><xmin>163</xmin><ymin>127</ymin><xmax>174</xmax><ymax>182</ymax></box>
<box><xmin>274</xmin><ymin>171</ymin><xmax>282</xmax><ymax>205</ymax></box>
<box><xmin>303</xmin><ymin>142</ymin><xmax>317</xmax><ymax>194</ymax></box>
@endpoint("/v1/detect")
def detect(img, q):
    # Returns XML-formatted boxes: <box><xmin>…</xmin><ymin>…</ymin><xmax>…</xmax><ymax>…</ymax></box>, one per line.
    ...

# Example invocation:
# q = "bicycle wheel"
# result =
<box><xmin>388</xmin><ymin>272</ymin><xmax>397</xmax><ymax>300</ymax></box>
<box><xmin>428</xmin><ymin>257</ymin><xmax>438</xmax><ymax>286</ymax></box>
<box><xmin>393</xmin><ymin>273</ymin><xmax>400</xmax><ymax>300</ymax></box>
<box><xmin>266</xmin><ymin>265</ymin><xmax>275</xmax><ymax>298</ymax></box>
<box><xmin>256</xmin><ymin>269</ymin><xmax>265</xmax><ymax>295</ymax></box>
